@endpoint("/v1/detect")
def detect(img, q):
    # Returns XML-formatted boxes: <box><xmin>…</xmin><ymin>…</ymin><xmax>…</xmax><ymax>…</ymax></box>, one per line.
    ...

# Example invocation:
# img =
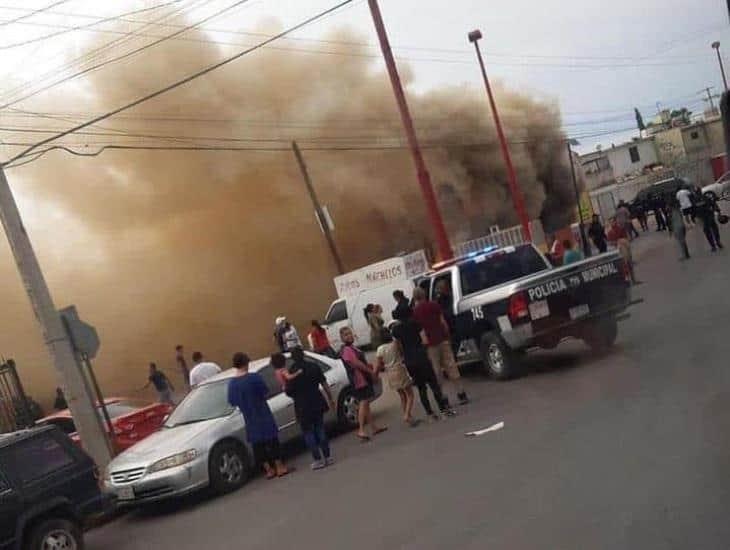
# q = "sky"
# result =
<box><xmin>0</xmin><ymin>0</ymin><xmax>729</xmax><ymax>154</ymax></box>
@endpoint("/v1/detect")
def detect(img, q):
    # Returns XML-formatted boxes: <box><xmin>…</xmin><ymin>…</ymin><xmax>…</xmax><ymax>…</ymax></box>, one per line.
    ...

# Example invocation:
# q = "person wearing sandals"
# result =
<box><xmin>375</xmin><ymin>323</ymin><xmax>418</xmax><ymax>427</ymax></box>
<box><xmin>339</xmin><ymin>326</ymin><xmax>387</xmax><ymax>441</ymax></box>
<box><xmin>227</xmin><ymin>352</ymin><xmax>290</xmax><ymax>479</ymax></box>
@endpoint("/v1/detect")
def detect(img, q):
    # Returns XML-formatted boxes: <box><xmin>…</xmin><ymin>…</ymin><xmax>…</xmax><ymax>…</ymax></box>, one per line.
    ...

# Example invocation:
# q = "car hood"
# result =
<box><xmin>110</xmin><ymin>417</ymin><xmax>225</xmax><ymax>466</ymax></box>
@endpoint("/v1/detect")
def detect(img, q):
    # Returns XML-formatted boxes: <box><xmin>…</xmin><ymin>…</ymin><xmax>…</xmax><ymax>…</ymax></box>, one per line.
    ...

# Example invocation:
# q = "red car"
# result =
<box><xmin>36</xmin><ymin>397</ymin><xmax>173</xmax><ymax>453</ymax></box>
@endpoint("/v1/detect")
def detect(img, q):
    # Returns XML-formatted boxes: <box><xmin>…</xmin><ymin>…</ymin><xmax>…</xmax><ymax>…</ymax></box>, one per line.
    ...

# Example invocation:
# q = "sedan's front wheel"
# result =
<box><xmin>209</xmin><ymin>442</ymin><xmax>248</xmax><ymax>494</ymax></box>
<box><xmin>337</xmin><ymin>389</ymin><xmax>360</xmax><ymax>429</ymax></box>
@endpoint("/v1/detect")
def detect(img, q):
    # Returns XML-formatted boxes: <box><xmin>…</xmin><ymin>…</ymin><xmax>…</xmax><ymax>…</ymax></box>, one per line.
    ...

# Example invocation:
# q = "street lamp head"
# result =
<box><xmin>713</xmin><ymin>41</ymin><xmax>721</xmax><ymax>50</ymax></box>
<box><xmin>468</xmin><ymin>29</ymin><xmax>483</xmax><ymax>43</ymax></box>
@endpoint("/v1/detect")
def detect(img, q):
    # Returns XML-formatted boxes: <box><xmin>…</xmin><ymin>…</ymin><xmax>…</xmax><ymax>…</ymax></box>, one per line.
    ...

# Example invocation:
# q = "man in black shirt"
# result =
<box><xmin>390</xmin><ymin>318</ymin><xmax>452</xmax><ymax>419</ymax></box>
<box><xmin>144</xmin><ymin>363</ymin><xmax>174</xmax><ymax>404</ymax></box>
<box><xmin>588</xmin><ymin>214</ymin><xmax>608</xmax><ymax>253</ymax></box>
<box><xmin>286</xmin><ymin>347</ymin><xmax>335</xmax><ymax>470</ymax></box>
<box><xmin>53</xmin><ymin>387</ymin><xmax>67</xmax><ymax>411</ymax></box>
<box><xmin>694</xmin><ymin>192</ymin><xmax>724</xmax><ymax>251</ymax></box>
<box><xmin>392</xmin><ymin>289</ymin><xmax>412</xmax><ymax>321</ymax></box>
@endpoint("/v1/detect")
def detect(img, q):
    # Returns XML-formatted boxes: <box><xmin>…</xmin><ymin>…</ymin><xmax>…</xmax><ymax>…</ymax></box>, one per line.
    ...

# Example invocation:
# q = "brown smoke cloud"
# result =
<box><xmin>0</xmin><ymin>23</ymin><xmax>577</xmax><ymax>405</ymax></box>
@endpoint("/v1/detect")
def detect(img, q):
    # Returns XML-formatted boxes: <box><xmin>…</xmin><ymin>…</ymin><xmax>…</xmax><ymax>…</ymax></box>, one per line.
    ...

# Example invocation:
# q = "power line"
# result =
<box><xmin>3</xmin><ymin>0</ymin><xmax>358</xmax><ymax>166</ymax></box>
<box><xmin>0</xmin><ymin>0</ymin><xmax>184</xmax><ymax>50</ymax></box>
<box><xmin>0</xmin><ymin>124</ymin><xmax>644</xmax><ymax>165</ymax></box>
<box><xmin>0</xmin><ymin>0</ymin><xmax>255</xmax><ymax>110</ymax></box>
<box><xmin>0</xmin><ymin>0</ymin><xmax>69</xmax><ymax>27</ymax></box>
<box><xmin>0</xmin><ymin>4</ymin><xmax>715</xmax><ymax>63</ymax></box>
<box><xmin>0</xmin><ymin>0</ymin><xmax>206</xmax><ymax>105</ymax></box>
<box><xmin>0</xmin><ymin>14</ymin><xmax>712</xmax><ymax>69</ymax></box>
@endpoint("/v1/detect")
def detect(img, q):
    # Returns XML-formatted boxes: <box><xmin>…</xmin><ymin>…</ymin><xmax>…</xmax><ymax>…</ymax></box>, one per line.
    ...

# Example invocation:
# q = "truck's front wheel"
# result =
<box><xmin>480</xmin><ymin>332</ymin><xmax>522</xmax><ymax>380</ymax></box>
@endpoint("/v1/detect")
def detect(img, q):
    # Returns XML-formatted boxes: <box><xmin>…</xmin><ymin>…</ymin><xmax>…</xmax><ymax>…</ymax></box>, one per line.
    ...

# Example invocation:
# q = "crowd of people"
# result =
<box><xmin>222</xmin><ymin>286</ymin><xmax>472</xmax><ymax>474</ymax></box>
<box><xmin>138</xmin><ymin>284</ymin><xmax>472</xmax><ymax>475</ymax></box>
<box><xmin>548</xmin><ymin>183</ymin><xmax>727</xmax><ymax>277</ymax></box>
<box><xmin>625</xmin><ymin>186</ymin><xmax>726</xmax><ymax>259</ymax></box>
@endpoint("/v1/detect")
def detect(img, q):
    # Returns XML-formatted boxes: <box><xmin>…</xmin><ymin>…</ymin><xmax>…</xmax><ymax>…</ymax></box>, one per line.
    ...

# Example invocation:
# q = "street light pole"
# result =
<box><xmin>367</xmin><ymin>0</ymin><xmax>453</xmax><ymax>261</ymax></box>
<box><xmin>0</xmin><ymin>166</ymin><xmax>112</xmax><ymax>467</ymax></box>
<box><xmin>713</xmin><ymin>41</ymin><xmax>728</xmax><ymax>91</ymax></box>
<box><xmin>566</xmin><ymin>141</ymin><xmax>591</xmax><ymax>257</ymax></box>
<box><xmin>468</xmin><ymin>29</ymin><xmax>532</xmax><ymax>242</ymax></box>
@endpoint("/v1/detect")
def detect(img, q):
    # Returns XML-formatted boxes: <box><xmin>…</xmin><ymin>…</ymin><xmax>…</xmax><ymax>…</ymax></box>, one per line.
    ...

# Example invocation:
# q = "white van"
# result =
<box><xmin>322</xmin><ymin>251</ymin><xmax>428</xmax><ymax>350</ymax></box>
<box><xmin>323</xmin><ymin>281</ymin><xmax>415</xmax><ymax>350</ymax></box>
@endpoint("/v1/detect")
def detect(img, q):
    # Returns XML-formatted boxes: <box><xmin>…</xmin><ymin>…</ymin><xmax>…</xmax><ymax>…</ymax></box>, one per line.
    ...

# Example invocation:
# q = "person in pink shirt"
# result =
<box><xmin>271</xmin><ymin>352</ymin><xmax>301</xmax><ymax>391</ymax></box>
<box><xmin>339</xmin><ymin>326</ymin><xmax>387</xmax><ymax>441</ymax></box>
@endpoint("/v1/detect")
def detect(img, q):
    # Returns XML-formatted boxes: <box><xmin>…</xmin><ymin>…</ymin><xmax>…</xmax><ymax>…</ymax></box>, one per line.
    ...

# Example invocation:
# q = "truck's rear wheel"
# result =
<box><xmin>480</xmin><ymin>332</ymin><xmax>522</xmax><ymax>380</ymax></box>
<box><xmin>583</xmin><ymin>317</ymin><xmax>618</xmax><ymax>352</ymax></box>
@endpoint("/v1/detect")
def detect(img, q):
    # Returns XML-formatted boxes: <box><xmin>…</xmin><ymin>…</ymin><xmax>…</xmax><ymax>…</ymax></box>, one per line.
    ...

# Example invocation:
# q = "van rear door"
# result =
<box><xmin>323</xmin><ymin>299</ymin><xmax>348</xmax><ymax>350</ymax></box>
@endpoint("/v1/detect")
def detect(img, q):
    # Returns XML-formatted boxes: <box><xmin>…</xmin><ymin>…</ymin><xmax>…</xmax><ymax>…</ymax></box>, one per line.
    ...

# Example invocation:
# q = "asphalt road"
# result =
<box><xmin>88</xmin><ymin>225</ymin><xmax>730</xmax><ymax>550</ymax></box>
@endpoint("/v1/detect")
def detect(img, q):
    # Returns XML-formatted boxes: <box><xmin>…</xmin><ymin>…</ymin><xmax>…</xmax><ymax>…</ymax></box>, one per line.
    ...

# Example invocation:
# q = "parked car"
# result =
<box><xmin>702</xmin><ymin>171</ymin><xmax>730</xmax><ymax>201</ymax></box>
<box><xmin>632</xmin><ymin>176</ymin><xmax>692</xmax><ymax>209</ymax></box>
<box><xmin>36</xmin><ymin>397</ymin><xmax>173</xmax><ymax>453</ymax></box>
<box><xmin>0</xmin><ymin>425</ymin><xmax>113</xmax><ymax>550</ymax></box>
<box><xmin>103</xmin><ymin>352</ymin><xmax>381</xmax><ymax>505</ymax></box>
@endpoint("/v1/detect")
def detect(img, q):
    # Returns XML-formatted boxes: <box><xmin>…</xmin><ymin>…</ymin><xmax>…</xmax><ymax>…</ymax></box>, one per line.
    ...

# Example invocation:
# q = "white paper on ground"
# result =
<box><xmin>465</xmin><ymin>421</ymin><xmax>504</xmax><ymax>437</ymax></box>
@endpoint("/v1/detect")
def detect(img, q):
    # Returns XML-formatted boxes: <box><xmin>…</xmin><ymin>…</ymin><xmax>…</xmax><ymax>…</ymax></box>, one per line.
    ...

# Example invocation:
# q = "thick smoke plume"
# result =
<box><xmin>0</xmin><ymin>24</ymin><xmax>576</xmax><ymax>402</ymax></box>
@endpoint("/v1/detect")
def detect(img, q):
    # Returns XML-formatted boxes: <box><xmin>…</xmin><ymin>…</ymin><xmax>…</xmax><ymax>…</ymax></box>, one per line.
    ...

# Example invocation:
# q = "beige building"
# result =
<box><xmin>585</xmin><ymin>115</ymin><xmax>726</xmax><ymax>221</ymax></box>
<box><xmin>580</xmin><ymin>137</ymin><xmax>659</xmax><ymax>191</ymax></box>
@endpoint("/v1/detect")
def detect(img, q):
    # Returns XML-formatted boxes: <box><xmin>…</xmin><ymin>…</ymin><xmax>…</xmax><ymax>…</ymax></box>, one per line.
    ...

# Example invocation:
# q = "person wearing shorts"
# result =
<box><xmin>376</xmin><ymin>323</ymin><xmax>417</xmax><ymax>426</ymax></box>
<box><xmin>227</xmin><ymin>352</ymin><xmax>289</xmax><ymax>479</ymax></box>
<box><xmin>412</xmin><ymin>287</ymin><xmax>469</xmax><ymax>406</ymax></box>
<box><xmin>340</xmin><ymin>327</ymin><xmax>387</xmax><ymax>441</ymax></box>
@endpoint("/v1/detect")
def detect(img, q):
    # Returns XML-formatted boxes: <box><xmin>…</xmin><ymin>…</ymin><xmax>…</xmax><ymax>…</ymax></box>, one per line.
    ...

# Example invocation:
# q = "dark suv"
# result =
<box><xmin>0</xmin><ymin>426</ymin><xmax>111</xmax><ymax>550</ymax></box>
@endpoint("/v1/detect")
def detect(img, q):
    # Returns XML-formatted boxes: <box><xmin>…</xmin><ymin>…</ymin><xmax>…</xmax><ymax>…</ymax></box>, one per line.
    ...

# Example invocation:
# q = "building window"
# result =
<box><xmin>629</xmin><ymin>146</ymin><xmax>640</xmax><ymax>163</ymax></box>
<box><xmin>690</xmin><ymin>131</ymin><xmax>699</xmax><ymax>140</ymax></box>
<box><xmin>582</xmin><ymin>157</ymin><xmax>611</xmax><ymax>174</ymax></box>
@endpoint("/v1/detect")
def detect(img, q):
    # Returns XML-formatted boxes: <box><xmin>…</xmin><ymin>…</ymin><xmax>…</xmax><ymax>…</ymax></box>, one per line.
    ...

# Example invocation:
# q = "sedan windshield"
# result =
<box><xmin>164</xmin><ymin>380</ymin><xmax>234</xmax><ymax>428</ymax></box>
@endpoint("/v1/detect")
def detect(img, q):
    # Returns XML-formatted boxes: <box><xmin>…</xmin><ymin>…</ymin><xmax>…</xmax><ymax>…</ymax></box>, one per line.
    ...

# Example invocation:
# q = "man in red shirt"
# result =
<box><xmin>607</xmin><ymin>217</ymin><xmax>638</xmax><ymax>284</ymax></box>
<box><xmin>412</xmin><ymin>287</ymin><xmax>469</xmax><ymax>406</ymax></box>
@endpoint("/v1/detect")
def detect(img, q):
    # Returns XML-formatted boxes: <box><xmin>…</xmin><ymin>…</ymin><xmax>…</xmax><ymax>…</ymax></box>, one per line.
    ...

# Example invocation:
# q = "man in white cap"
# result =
<box><xmin>274</xmin><ymin>317</ymin><xmax>301</xmax><ymax>352</ymax></box>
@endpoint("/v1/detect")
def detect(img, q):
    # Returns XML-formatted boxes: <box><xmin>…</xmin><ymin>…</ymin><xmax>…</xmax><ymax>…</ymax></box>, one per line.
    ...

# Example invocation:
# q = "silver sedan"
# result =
<box><xmin>103</xmin><ymin>352</ymin><xmax>380</xmax><ymax>505</ymax></box>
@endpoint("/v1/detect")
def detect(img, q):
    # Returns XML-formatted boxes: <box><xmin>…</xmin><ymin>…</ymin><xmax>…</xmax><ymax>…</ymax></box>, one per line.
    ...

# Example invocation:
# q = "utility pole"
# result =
<box><xmin>291</xmin><ymin>141</ymin><xmax>345</xmax><ymax>274</ymax></box>
<box><xmin>566</xmin><ymin>141</ymin><xmax>591</xmax><ymax>258</ymax></box>
<box><xmin>704</xmin><ymin>87</ymin><xmax>717</xmax><ymax>113</ymax></box>
<box><xmin>0</xmin><ymin>166</ymin><xmax>111</xmax><ymax>467</ymax></box>
<box><xmin>367</xmin><ymin>0</ymin><xmax>454</xmax><ymax>261</ymax></box>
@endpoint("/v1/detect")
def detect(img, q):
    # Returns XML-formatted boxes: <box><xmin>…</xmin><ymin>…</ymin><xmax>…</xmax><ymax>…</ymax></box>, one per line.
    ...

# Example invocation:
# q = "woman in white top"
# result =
<box><xmin>375</xmin><ymin>323</ymin><xmax>417</xmax><ymax>426</ymax></box>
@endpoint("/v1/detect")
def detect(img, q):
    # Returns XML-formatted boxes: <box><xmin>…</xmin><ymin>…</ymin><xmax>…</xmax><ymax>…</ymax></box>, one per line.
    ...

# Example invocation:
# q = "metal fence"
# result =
<box><xmin>0</xmin><ymin>359</ymin><xmax>32</xmax><ymax>434</ymax></box>
<box><xmin>452</xmin><ymin>220</ymin><xmax>547</xmax><ymax>258</ymax></box>
<box><xmin>453</xmin><ymin>225</ymin><xmax>526</xmax><ymax>257</ymax></box>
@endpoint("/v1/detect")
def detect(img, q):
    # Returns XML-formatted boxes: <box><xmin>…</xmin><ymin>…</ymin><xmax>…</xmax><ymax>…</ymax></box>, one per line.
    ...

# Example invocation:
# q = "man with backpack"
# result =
<box><xmin>339</xmin><ymin>326</ymin><xmax>387</xmax><ymax>441</ymax></box>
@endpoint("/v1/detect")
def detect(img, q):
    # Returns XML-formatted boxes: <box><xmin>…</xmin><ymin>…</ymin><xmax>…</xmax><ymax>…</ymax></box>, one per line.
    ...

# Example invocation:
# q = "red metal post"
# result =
<box><xmin>368</xmin><ymin>0</ymin><xmax>453</xmax><ymax>261</ymax></box>
<box><xmin>470</xmin><ymin>34</ymin><xmax>532</xmax><ymax>242</ymax></box>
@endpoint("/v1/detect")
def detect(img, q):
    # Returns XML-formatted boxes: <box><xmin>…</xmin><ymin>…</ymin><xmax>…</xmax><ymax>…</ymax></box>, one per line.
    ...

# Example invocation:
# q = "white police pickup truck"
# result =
<box><xmin>417</xmin><ymin>243</ymin><xmax>633</xmax><ymax>379</ymax></box>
